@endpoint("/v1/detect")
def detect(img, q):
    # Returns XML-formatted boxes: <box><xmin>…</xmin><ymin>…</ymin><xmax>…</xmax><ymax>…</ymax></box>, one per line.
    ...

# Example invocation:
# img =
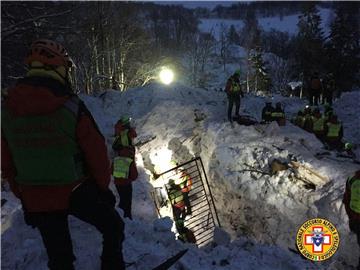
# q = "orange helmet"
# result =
<box><xmin>25</xmin><ymin>39</ymin><xmax>73</xmax><ymax>68</ymax></box>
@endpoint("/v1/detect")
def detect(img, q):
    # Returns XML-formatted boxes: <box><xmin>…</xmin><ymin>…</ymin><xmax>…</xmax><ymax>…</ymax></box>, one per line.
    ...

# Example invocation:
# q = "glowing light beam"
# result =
<box><xmin>159</xmin><ymin>68</ymin><xmax>174</xmax><ymax>85</ymax></box>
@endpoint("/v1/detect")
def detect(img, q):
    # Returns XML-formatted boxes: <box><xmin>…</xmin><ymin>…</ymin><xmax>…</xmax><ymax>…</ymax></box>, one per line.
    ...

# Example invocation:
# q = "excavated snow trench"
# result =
<box><xmin>140</xmin><ymin>123</ymin><xmax>359</xmax><ymax>269</ymax></box>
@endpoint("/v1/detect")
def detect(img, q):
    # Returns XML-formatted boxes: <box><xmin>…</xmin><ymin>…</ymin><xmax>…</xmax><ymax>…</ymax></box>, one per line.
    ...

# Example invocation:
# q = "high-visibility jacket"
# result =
<box><xmin>113</xmin><ymin>156</ymin><xmax>133</xmax><ymax>179</ymax></box>
<box><xmin>2</xmin><ymin>98</ymin><xmax>86</xmax><ymax>185</ymax></box>
<box><xmin>231</xmin><ymin>78</ymin><xmax>241</xmax><ymax>93</ymax></box>
<box><xmin>326</xmin><ymin>122</ymin><xmax>341</xmax><ymax>138</ymax></box>
<box><xmin>175</xmin><ymin>172</ymin><xmax>192</xmax><ymax>193</ymax></box>
<box><xmin>113</xmin><ymin>129</ymin><xmax>131</xmax><ymax>148</ymax></box>
<box><xmin>225</xmin><ymin>76</ymin><xmax>242</xmax><ymax>95</ymax></box>
<box><xmin>168</xmin><ymin>188</ymin><xmax>185</xmax><ymax>209</ymax></box>
<box><xmin>312</xmin><ymin>117</ymin><xmax>325</xmax><ymax>133</ymax></box>
<box><xmin>348</xmin><ymin>177</ymin><xmax>360</xmax><ymax>214</ymax></box>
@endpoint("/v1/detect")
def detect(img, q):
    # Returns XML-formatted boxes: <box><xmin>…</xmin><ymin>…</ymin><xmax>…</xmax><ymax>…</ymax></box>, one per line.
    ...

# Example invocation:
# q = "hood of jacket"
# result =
<box><xmin>4</xmin><ymin>76</ymin><xmax>73</xmax><ymax>116</ymax></box>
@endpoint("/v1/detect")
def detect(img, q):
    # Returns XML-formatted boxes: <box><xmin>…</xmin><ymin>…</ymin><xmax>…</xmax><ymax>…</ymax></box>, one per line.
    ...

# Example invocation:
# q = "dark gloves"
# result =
<box><xmin>99</xmin><ymin>188</ymin><xmax>116</xmax><ymax>207</ymax></box>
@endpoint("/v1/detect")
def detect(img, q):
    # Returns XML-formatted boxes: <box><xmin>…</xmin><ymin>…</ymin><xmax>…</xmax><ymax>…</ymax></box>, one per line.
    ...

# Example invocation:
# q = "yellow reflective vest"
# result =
<box><xmin>168</xmin><ymin>188</ymin><xmax>184</xmax><ymax>208</ymax></box>
<box><xmin>326</xmin><ymin>123</ymin><xmax>341</xmax><ymax>138</ymax></box>
<box><xmin>312</xmin><ymin>117</ymin><xmax>325</xmax><ymax>132</ymax></box>
<box><xmin>230</xmin><ymin>78</ymin><xmax>241</xmax><ymax>93</ymax></box>
<box><xmin>113</xmin><ymin>156</ymin><xmax>133</xmax><ymax>178</ymax></box>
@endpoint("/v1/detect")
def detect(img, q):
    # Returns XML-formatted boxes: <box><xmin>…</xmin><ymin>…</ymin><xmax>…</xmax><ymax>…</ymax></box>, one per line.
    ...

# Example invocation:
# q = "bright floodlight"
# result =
<box><xmin>159</xmin><ymin>68</ymin><xmax>174</xmax><ymax>85</ymax></box>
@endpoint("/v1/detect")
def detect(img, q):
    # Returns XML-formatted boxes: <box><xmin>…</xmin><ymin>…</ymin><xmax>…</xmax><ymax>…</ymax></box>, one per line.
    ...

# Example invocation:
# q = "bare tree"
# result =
<box><xmin>219</xmin><ymin>23</ymin><xmax>230</xmax><ymax>72</ymax></box>
<box><xmin>187</xmin><ymin>32</ymin><xmax>215</xmax><ymax>87</ymax></box>
<box><xmin>267</xmin><ymin>54</ymin><xmax>291</xmax><ymax>94</ymax></box>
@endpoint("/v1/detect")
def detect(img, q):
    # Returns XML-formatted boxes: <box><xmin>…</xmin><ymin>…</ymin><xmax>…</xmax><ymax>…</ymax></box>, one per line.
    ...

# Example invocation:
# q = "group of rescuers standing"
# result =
<box><xmin>1</xmin><ymin>40</ymin><xmax>359</xmax><ymax>270</ymax></box>
<box><xmin>226</xmin><ymin>69</ymin><xmax>349</xmax><ymax>152</ymax></box>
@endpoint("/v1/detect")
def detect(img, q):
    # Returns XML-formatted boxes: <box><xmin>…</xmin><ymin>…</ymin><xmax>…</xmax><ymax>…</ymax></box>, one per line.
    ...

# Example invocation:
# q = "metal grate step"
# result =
<box><xmin>152</xmin><ymin>157</ymin><xmax>221</xmax><ymax>247</ymax></box>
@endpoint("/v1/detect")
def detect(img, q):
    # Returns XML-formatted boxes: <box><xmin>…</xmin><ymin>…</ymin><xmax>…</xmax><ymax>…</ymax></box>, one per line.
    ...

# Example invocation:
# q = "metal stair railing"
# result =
<box><xmin>153</xmin><ymin>157</ymin><xmax>221</xmax><ymax>247</ymax></box>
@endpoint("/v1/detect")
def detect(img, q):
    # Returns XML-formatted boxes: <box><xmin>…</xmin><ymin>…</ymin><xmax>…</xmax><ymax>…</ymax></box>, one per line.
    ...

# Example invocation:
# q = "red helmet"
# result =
<box><xmin>25</xmin><ymin>39</ymin><xmax>73</xmax><ymax>68</ymax></box>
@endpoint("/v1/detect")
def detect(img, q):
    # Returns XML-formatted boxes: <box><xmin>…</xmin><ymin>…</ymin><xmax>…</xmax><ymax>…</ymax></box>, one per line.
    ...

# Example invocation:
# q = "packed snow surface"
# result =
<box><xmin>2</xmin><ymin>81</ymin><xmax>359</xmax><ymax>269</ymax></box>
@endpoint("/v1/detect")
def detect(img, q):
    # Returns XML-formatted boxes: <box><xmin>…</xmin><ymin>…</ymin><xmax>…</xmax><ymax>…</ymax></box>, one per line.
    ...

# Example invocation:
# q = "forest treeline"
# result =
<box><xmin>1</xmin><ymin>1</ymin><xmax>359</xmax><ymax>94</ymax></box>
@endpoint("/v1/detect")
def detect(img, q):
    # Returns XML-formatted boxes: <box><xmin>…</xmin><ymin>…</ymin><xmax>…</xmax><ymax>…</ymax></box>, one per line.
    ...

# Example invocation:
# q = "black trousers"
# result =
<box><xmin>115</xmin><ymin>182</ymin><xmax>133</xmax><ymax>220</ymax></box>
<box><xmin>349</xmin><ymin>219</ymin><xmax>360</xmax><ymax>269</ymax></box>
<box><xmin>227</xmin><ymin>94</ymin><xmax>240</xmax><ymax>121</ymax></box>
<box><xmin>26</xmin><ymin>182</ymin><xmax>125</xmax><ymax>270</ymax></box>
<box><xmin>172</xmin><ymin>205</ymin><xmax>187</xmax><ymax>221</ymax></box>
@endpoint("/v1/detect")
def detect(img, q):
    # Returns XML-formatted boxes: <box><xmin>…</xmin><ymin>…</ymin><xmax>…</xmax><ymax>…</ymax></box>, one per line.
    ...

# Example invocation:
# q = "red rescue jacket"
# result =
<box><xmin>1</xmin><ymin>77</ymin><xmax>111</xmax><ymax>212</ymax></box>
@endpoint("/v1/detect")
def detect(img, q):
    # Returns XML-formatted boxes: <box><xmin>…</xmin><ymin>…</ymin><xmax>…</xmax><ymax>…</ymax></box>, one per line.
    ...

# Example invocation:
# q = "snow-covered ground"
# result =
<box><xmin>2</xmin><ymin>81</ymin><xmax>359</xmax><ymax>269</ymax></box>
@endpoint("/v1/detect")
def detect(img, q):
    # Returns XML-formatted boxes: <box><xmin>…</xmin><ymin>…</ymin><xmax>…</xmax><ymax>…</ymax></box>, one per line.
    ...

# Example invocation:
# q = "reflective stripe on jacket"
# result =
<box><xmin>271</xmin><ymin>112</ymin><xmax>285</xmax><ymax>118</ymax></box>
<box><xmin>113</xmin><ymin>156</ymin><xmax>133</xmax><ymax>179</ymax></box>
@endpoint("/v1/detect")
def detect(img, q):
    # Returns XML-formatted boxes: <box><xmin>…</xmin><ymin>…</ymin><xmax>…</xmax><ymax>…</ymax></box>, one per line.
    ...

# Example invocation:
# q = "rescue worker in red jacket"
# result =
<box><xmin>176</xmin><ymin>168</ymin><xmax>193</xmax><ymax>215</ymax></box>
<box><xmin>1</xmin><ymin>39</ymin><xmax>125</xmax><ymax>270</ymax></box>
<box><xmin>324</xmin><ymin>114</ymin><xmax>343</xmax><ymax>150</ymax></box>
<box><xmin>343</xmin><ymin>170</ymin><xmax>360</xmax><ymax>270</ymax></box>
<box><xmin>167</xmin><ymin>179</ymin><xmax>188</xmax><ymax>221</ymax></box>
<box><xmin>112</xmin><ymin>116</ymin><xmax>138</xmax><ymax>220</ymax></box>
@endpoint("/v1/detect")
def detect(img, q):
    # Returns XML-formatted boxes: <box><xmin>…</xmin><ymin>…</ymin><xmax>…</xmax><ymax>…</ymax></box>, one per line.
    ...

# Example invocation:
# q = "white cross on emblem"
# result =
<box><xmin>304</xmin><ymin>226</ymin><xmax>331</xmax><ymax>253</ymax></box>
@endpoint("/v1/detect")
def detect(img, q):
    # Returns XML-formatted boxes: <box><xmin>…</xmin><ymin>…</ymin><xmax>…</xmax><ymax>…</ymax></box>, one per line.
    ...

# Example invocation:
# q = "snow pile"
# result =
<box><xmin>2</xmin><ymin>84</ymin><xmax>359</xmax><ymax>269</ymax></box>
<box><xmin>87</xmin><ymin>84</ymin><xmax>359</xmax><ymax>268</ymax></box>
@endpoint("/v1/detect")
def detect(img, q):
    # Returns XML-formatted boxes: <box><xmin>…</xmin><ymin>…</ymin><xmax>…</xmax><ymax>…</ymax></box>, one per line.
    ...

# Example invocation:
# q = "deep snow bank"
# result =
<box><xmin>82</xmin><ymin>84</ymin><xmax>359</xmax><ymax>268</ymax></box>
<box><xmin>2</xmin><ymin>85</ymin><xmax>359</xmax><ymax>269</ymax></box>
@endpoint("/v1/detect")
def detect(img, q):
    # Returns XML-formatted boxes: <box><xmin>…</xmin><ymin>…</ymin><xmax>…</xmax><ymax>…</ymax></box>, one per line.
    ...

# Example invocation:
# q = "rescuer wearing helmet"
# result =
<box><xmin>343</xmin><ymin>170</ymin><xmax>360</xmax><ymax>270</ymax></box>
<box><xmin>1</xmin><ymin>39</ymin><xmax>125</xmax><ymax>270</ymax></box>
<box><xmin>225</xmin><ymin>69</ymin><xmax>244</xmax><ymax>122</ymax></box>
<box><xmin>112</xmin><ymin>115</ymin><xmax>138</xmax><ymax>219</ymax></box>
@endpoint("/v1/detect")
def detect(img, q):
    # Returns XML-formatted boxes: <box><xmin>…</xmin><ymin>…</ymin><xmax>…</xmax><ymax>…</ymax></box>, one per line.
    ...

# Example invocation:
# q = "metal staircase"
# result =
<box><xmin>152</xmin><ymin>157</ymin><xmax>221</xmax><ymax>247</ymax></box>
